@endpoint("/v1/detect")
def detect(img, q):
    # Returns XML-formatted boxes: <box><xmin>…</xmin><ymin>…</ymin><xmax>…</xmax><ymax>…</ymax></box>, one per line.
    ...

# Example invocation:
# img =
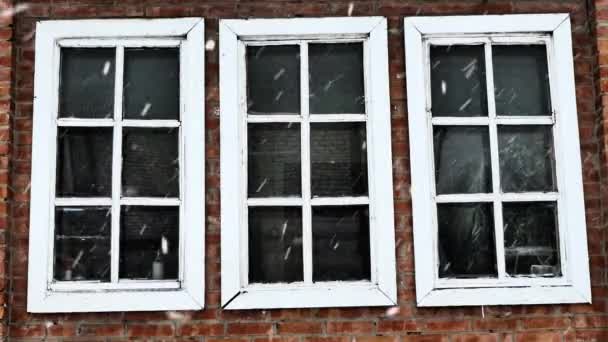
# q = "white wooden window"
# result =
<box><xmin>27</xmin><ymin>18</ymin><xmax>205</xmax><ymax>312</ymax></box>
<box><xmin>405</xmin><ymin>14</ymin><xmax>591</xmax><ymax>306</ymax></box>
<box><xmin>220</xmin><ymin>17</ymin><xmax>396</xmax><ymax>309</ymax></box>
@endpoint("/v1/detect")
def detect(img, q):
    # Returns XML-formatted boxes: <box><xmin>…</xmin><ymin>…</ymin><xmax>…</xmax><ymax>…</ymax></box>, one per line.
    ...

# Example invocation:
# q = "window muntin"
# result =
<box><xmin>220</xmin><ymin>17</ymin><xmax>396</xmax><ymax>309</ymax></box>
<box><xmin>28</xmin><ymin>18</ymin><xmax>204</xmax><ymax>312</ymax></box>
<box><xmin>244</xmin><ymin>40</ymin><xmax>372</xmax><ymax>285</ymax></box>
<box><xmin>427</xmin><ymin>37</ymin><xmax>565</xmax><ymax>284</ymax></box>
<box><xmin>52</xmin><ymin>42</ymin><xmax>183</xmax><ymax>287</ymax></box>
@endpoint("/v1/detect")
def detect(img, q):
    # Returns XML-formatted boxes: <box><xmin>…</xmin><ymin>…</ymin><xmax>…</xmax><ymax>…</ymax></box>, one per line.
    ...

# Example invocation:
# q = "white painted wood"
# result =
<box><xmin>221</xmin><ymin>17</ymin><xmax>384</xmax><ymax>40</ymax></box>
<box><xmin>219</xmin><ymin>20</ymin><xmax>243</xmax><ymax>307</ymax></box>
<box><xmin>431</xmin><ymin>116</ymin><xmax>489</xmax><ymax>126</ymax></box>
<box><xmin>180</xmin><ymin>18</ymin><xmax>206</xmax><ymax>308</ymax></box>
<box><xmin>246</xmin><ymin>197</ymin><xmax>303</xmax><ymax>207</ymax></box>
<box><xmin>58</xmin><ymin>38</ymin><xmax>181</xmax><ymax>48</ymax></box>
<box><xmin>309</xmin><ymin>114</ymin><xmax>367</xmax><ymax>122</ymax></box>
<box><xmin>405</xmin><ymin>14</ymin><xmax>568</xmax><ymax>35</ymax></box>
<box><xmin>247</xmin><ymin>115</ymin><xmax>302</xmax><ymax>123</ymax></box>
<box><xmin>120</xmin><ymin>197</ymin><xmax>181</xmax><ymax>206</ymax></box>
<box><xmin>552</xmin><ymin>18</ymin><xmax>591</xmax><ymax>302</ymax></box>
<box><xmin>484</xmin><ymin>42</ymin><xmax>507</xmax><ymax>280</ymax></box>
<box><xmin>310</xmin><ymin>196</ymin><xmax>369</xmax><ymax>206</ymax></box>
<box><xmin>50</xmin><ymin>280</ymin><xmax>181</xmax><ymax>292</ymax></box>
<box><xmin>121</xmin><ymin>119</ymin><xmax>180</xmax><ymax>127</ymax></box>
<box><xmin>28</xmin><ymin>290</ymin><xmax>202</xmax><ymax>313</ymax></box>
<box><xmin>110</xmin><ymin>45</ymin><xmax>124</xmax><ymax>284</ymax></box>
<box><xmin>495</xmin><ymin>116</ymin><xmax>554</xmax><ymax>125</ymax></box>
<box><xmin>220</xmin><ymin>17</ymin><xmax>396</xmax><ymax>309</ymax></box>
<box><xmin>27</xmin><ymin>18</ymin><xmax>205</xmax><ymax>313</ymax></box>
<box><xmin>404</xmin><ymin>14</ymin><xmax>591</xmax><ymax>307</ymax></box>
<box><xmin>224</xmin><ymin>283</ymin><xmax>395</xmax><ymax>310</ymax></box>
<box><xmin>435</xmin><ymin>192</ymin><xmax>559</xmax><ymax>203</ymax></box>
<box><xmin>55</xmin><ymin>197</ymin><xmax>112</xmax><ymax>206</ymax></box>
<box><xmin>300</xmin><ymin>42</ymin><xmax>313</xmax><ymax>285</ymax></box>
<box><xmin>57</xmin><ymin>118</ymin><xmax>114</xmax><ymax>127</ymax></box>
<box><xmin>404</xmin><ymin>19</ymin><xmax>436</xmax><ymax>305</ymax></box>
<box><xmin>37</xmin><ymin>18</ymin><xmax>202</xmax><ymax>41</ymax></box>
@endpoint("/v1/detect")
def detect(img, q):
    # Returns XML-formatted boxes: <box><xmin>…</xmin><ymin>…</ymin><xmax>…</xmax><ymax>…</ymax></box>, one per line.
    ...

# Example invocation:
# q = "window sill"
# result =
<box><xmin>223</xmin><ymin>282</ymin><xmax>396</xmax><ymax>310</ymax></box>
<box><xmin>28</xmin><ymin>287</ymin><xmax>203</xmax><ymax>313</ymax></box>
<box><xmin>417</xmin><ymin>284</ymin><xmax>591</xmax><ymax>307</ymax></box>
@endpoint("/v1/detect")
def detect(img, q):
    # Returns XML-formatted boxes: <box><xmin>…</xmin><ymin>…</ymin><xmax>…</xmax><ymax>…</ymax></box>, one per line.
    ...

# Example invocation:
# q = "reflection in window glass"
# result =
<box><xmin>248</xmin><ymin>123</ymin><xmax>301</xmax><ymax>197</ymax></box>
<box><xmin>120</xmin><ymin>206</ymin><xmax>179</xmax><ymax>280</ymax></box>
<box><xmin>430</xmin><ymin>45</ymin><xmax>487</xmax><ymax>117</ymax></box>
<box><xmin>433</xmin><ymin>126</ymin><xmax>492</xmax><ymax>194</ymax></box>
<box><xmin>123</xmin><ymin>48</ymin><xmax>180</xmax><ymax>120</ymax></box>
<box><xmin>309</xmin><ymin>43</ymin><xmax>365</xmax><ymax>114</ymax></box>
<box><xmin>249</xmin><ymin>207</ymin><xmax>303</xmax><ymax>283</ymax></box>
<box><xmin>437</xmin><ymin>203</ymin><xmax>497</xmax><ymax>278</ymax></box>
<box><xmin>54</xmin><ymin>207</ymin><xmax>111</xmax><ymax>282</ymax></box>
<box><xmin>493</xmin><ymin>45</ymin><xmax>551</xmax><ymax>116</ymax></box>
<box><xmin>503</xmin><ymin>202</ymin><xmax>560</xmax><ymax>277</ymax></box>
<box><xmin>312</xmin><ymin>206</ymin><xmax>370</xmax><ymax>281</ymax></box>
<box><xmin>59</xmin><ymin>48</ymin><xmax>115</xmax><ymax>119</ymax></box>
<box><xmin>246</xmin><ymin>45</ymin><xmax>300</xmax><ymax>114</ymax></box>
<box><xmin>56</xmin><ymin>127</ymin><xmax>113</xmax><ymax>197</ymax></box>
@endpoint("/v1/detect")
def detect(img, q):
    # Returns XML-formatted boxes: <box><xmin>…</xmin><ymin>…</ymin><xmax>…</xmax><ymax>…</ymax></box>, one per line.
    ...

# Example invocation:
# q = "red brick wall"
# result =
<box><xmin>4</xmin><ymin>0</ymin><xmax>607</xmax><ymax>341</ymax></box>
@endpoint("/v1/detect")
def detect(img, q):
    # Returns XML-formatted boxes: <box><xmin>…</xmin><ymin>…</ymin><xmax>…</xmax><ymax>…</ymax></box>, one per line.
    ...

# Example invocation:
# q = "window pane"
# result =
<box><xmin>54</xmin><ymin>207</ymin><xmax>111</xmax><ymax>282</ymax></box>
<box><xmin>437</xmin><ymin>203</ymin><xmax>497</xmax><ymax>278</ymax></box>
<box><xmin>246</xmin><ymin>45</ymin><xmax>300</xmax><ymax>114</ymax></box>
<box><xmin>122</xmin><ymin>128</ymin><xmax>179</xmax><ymax>198</ymax></box>
<box><xmin>498</xmin><ymin>125</ymin><xmax>556</xmax><ymax>192</ymax></box>
<box><xmin>59</xmin><ymin>48</ymin><xmax>115</xmax><ymax>119</ymax></box>
<box><xmin>248</xmin><ymin>123</ymin><xmax>301</xmax><ymax>197</ymax></box>
<box><xmin>120</xmin><ymin>206</ymin><xmax>179</xmax><ymax>280</ymax></box>
<box><xmin>503</xmin><ymin>202</ymin><xmax>560</xmax><ymax>277</ymax></box>
<box><xmin>249</xmin><ymin>207</ymin><xmax>303</xmax><ymax>283</ymax></box>
<box><xmin>311</xmin><ymin>123</ymin><xmax>368</xmax><ymax>197</ymax></box>
<box><xmin>56</xmin><ymin>127</ymin><xmax>113</xmax><ymax>197</ymax></box>
<box><xmin>493</xmin><ymin>45</ymin><xmax>551</xmax><ymax>116</ymax></box>
<box><xmin>309</xmin><ymin>43</ymin><xmax>365</xmax><ymax>114</ymax></box>
<box><xmin>430</xmin><ymin>45</ymin><xmax>487</xmax><ymax>117</ymax></box>
<box><xmin>123</xmin><ymin>48</ymin><xmax>179</xmax><ymax>120</ymax></box>
<box><xmin>312</xmin><ymin>205</ymin><xmax>370</xmax><ymax>281</ymax></box>
<box><xmin>433</xmin><ymin>126</ymin><xmax>492</xmax><ymax>194</ymax></box>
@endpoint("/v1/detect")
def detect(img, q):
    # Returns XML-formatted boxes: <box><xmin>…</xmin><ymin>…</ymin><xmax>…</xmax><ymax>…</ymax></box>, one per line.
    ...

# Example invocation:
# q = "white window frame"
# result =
<box><xmin>220</xmin><ymin>17</ymin><xmax>396</xmax><ymax>309</ymax></box>
<box><xmin>27</xmin><ymin>18</ymin><xmax>205</xmax><ymax>312</ymax></box>
<box><xmin>404</xmin><ymin>14</ymin><xmax>591</xmax><ymax>307</ymax></box>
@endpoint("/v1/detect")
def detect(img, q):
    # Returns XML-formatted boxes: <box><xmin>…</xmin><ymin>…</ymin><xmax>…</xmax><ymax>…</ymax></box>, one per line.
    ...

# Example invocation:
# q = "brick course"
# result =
<box><xmin>0</xmin><ymin>0</ymin><xmax>606</xmax><ymax>341</ymax></box>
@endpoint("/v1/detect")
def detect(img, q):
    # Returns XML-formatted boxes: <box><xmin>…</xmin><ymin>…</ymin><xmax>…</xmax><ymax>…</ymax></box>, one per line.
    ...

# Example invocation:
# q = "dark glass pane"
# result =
<box><xmin>123</xmin><ymin>48</ymin><xmax>179</xmax><ymax>120</ymax></box>
<box><xmin>59</xmin><ymin>48</ymin><xmax>115</xmax><ymax>118</ymax></box>
<box><xmin>430</xmin><ymin>45</ymin><xmax>487</xmax><ymax>117</ymax></box>
<box><xmin>503</xmin><ymin>202</ymin><xmax>560</xmax><ymax>277</ymax></box>
<box><xmin>249</xmin><ymin>207</ymin><xmax>303</xmax><ymax>283</ymax></box>
<box><xmin>54</xmin><ymin>207</ymin><xmax>111</xmax><ymax>281</ymax></box>
<box><xmin>312</xmin><ymin>206</ymin><xmax>370</xmax><ymax>281</ymax></box>
<box><xmin>493</xmin><ymin>45</ymin><xmax>551</xmax><ymax>116</ymax></box>
<box><xmin>311</xmin><ymin>123</ymin><xmax>368</xmax><ymax>197</ymax></box>
<box><xmin>437</xmin><ymin>203</ymin><xmax>497</xmax><ymax>278</ymax></box>
<box><xmin>498</xmin><ymin>126</ymin><xmax>556</xmax><ymax>192</ymax></box>
<box><xmin>122</xmin><ymin>128</ymin><xmax>179</xmax><ymax>197</ymax></box>
<box><xmin>56</xmin><ymin>127</ymin><xmax>113</xmax><ymax>197</ymax></box>
<box><xmin>309</xmin><ymin>43</ymin><xmax>365</xmax><ymax>114</ymax></box>
<box><xmin>246</xmin><ymin>45</ymin><xmax>300</xmax><ymax>114</ymax></box>
<box><xmin>248</xmin><ymin>123</ymin><xmax>301</xmax><ymax>197</ymax></box>
<box><xmin>120</xmin><ymin>206</ymin><xmax>179</xmax><ymax>280</ymax></box>
<box><xmin>433</xmin><ymin>126</ymin><xmax>492</xmax><ymax>194</ymax></box>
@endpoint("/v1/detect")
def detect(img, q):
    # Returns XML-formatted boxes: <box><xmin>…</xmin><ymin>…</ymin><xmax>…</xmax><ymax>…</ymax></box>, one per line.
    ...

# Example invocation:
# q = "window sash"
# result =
<box><xmin>220</xmin><ymin>17</ymin><xmax>396</xmax><ymax>309</ymax></box>
<box><xmin>240</xmin><ymin>38</ymin><xmax>374</xmax><ymax>286</ymax></box>
<box><xmin>48</xmin><ymin>41</ymin><xmax>185</xmax><ymax>287</ymax></box>
<box><xmin>405</xmin><ymin>14</ymin><xmax>591</xmax><ymax>306</ymax></box>
<box><xmin>422</xmin><ymin>36</ymin><xmax>567</xmax><ymax>286</ymax></box>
